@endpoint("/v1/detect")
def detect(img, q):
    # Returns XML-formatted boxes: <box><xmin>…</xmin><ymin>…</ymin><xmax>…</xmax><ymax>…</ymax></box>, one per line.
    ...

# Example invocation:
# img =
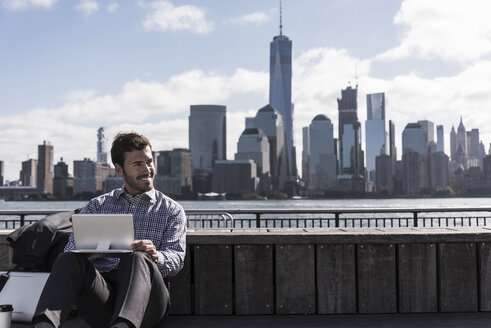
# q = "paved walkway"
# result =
<box><xmin>12</xmin><ymin>313</ymin><xmax>491</xmax><ymax>328</ymax></box>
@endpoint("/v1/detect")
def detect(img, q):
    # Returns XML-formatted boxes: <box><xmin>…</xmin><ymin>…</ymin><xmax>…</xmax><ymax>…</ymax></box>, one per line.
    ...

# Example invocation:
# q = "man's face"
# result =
<box><xmin>115</xmin><ymin>146</ymin><xmax>155</xmax><ymax>196</ymax></box>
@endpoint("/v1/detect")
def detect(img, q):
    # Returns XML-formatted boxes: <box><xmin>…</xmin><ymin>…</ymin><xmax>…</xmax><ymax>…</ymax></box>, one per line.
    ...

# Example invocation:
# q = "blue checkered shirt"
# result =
<box><xmin>64</xmin><ymin>187</ymin><xmax>187</xmax><ymax>277</ymax></box>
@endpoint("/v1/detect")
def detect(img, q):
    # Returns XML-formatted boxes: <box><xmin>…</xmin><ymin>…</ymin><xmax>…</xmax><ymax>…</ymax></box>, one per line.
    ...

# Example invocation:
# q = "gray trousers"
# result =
<box><xmin>33</xmin><ymin>251</ymin><xmax>169</xmax><ymax>328</ymax></box>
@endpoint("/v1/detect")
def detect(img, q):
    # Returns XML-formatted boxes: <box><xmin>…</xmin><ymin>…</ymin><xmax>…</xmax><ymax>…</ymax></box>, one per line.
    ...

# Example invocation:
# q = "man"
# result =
<box><xmin>32</xmin><ymin>132</ymin><xmax>187</xmax><ymax>328</ymax></box>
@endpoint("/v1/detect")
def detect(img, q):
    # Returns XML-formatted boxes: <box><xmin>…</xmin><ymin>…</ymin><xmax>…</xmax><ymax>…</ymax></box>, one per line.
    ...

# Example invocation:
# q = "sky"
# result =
<box><xmin>2</xmin><ymin>0</ymin><xmax>491</xmax><ymax>182</ymax></box>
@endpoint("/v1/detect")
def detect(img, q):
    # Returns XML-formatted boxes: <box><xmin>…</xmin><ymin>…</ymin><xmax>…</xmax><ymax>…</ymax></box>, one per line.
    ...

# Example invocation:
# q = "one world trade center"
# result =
<box><xmin>269</xmin><ymin>5</ymin><xmax>296</xmax><ymax>184</ymax></box>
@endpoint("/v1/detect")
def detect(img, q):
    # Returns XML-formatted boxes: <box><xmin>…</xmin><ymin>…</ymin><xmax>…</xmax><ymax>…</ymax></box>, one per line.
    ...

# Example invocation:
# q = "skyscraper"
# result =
<box><xmin>154</xmin><ymin>149</ymin><xmax>192</xmax><ymax>195</ymax></box>
<box><xmin>97</xmin><ymin>127</ymin><xmax>108</xmax><ymax>163</ymax></box>
<box><xmin>365</xmin><ymin>93</ymin><xmax>387</xmax><ymax>180</ymax></box>
<box><xmin>417</xmin><ymin>120</ymin><xmax>435</xmax><ymax>147</ymax></box>
<box><xmin>269</xmin><ymin>6</ymin><xmax>295</xmax><ymax>179</ymax></box>
<box><xmin>20</xmin><ymin>159</ymin><xmax>37</xmax><ymax>187</ymax></box>
<box><xmin>402</xmin><ymin>123</ymin><xmax>426</xmax><ymax>155</ymax></box>
<box><xmin>402</xmin><ymin>123</ymin><xmax>432</xmax><ymax>195</ymax></box>
<box><xmin>254</xmin><ymin>104</ymin><xmax>286</xmax><ymax>191</ymax></box>
<box><xmin>467</xmin><ymin>128</ymin><xmax>480</xmax><ymax>159</ymax></box>
<box><xmin>456</xmin><ymin>117</ymin><xmax>467</xmax><ymax>156</ymax></box>
<box><xmin>212</xmin><ymin>160</ymin><xmax>259</xmax><ymax>195</ymax></box>
<box><xmin>308</xmin><ymin>115</ymin><xmax>337</xmax><ymax>193</ymax></box>
<box><xmin>37</xmin><ymin>141</ymin><xmax>54</xmax><ymax>194</ymax></box>
<box><xmin>235</xmin><ymin>127</ymin><xmax>271</xmax><ymax>193</ymax></box>
<box><xmin>302</xmin><ymin>126</ymin><xmax>309</xmax><ymax>183</ymax></box>
<box><xmin>389</xmin><ymin>120</ymin><xmax>397</xmax><ymax>169</ymax></box>
<box><xmin>189</xmin><ymin>105</ymin><xmax>226</xmax><ymax>192</ymax></box>
<box><xmin>235</xmin><ymin>128</ymin><xmax>270</xmax><ymax>176</ymax></box>
<box><xmin>338</xmin><ymin>85</ymin><xmax>363</xmax><ymax>177</ymax></box>
<box><xmin>53</xmin><ymin>157</ymin><xmax>73</xmax><ymax>198</ymax></box>
<box><xmin>73</xmin><ymin>158</ymin><xmax>108</xmax><ymax>195</ymax></box>
<box><xmin>189</xmin><ymin>105</ymin><xmax>226</xmax><ymax>172</ymax></box>
<box><xmin>437</xmin><ymin>125</ymin><xmax>444</xmax><ymax>153</ymax></box>
<box><xmin>429</xmin><ymin>151</ymin><xmax>449</xmax><ymax>190</ymax></box>
<box><xmin>450</xmin><ymin>126</ymin><xmax>456</xmax><ymax>160</ymax></box>
<box><xmin>0</xmin><ymin>161</ymin><xmax>4</xmax><ymax>186</ymax></box>
<box><xmin>375</xmin><ymin>154</ymin><xmax>393</xmax><ymax>194</ymax></box>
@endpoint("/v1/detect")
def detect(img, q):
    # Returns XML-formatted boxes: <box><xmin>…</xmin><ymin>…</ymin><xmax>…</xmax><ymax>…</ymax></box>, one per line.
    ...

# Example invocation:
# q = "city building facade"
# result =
<box><xmin>0</xmin><ymin>160</ymin><xmax>3</xmax><ymax>186</ymax></box>
<box><xmin>302</xmin><ymin>126</ymin><xmax>309</xmax><ymax>185</ymax></box>
<box><xmin>269</xmin><ymin>24</ymin><xmax>296</xmax><ymax>179</ymax></box>
<box><xmin>154</xmin><ymin>148</ymin><xmax>192</xmax><ymax>195</ymax></box>
<box><xmin>97</xmin><ymin>127</ymin><xmax>108</xmax><ymax>163</ymax></box>
<box><xmin>37</xmin><ymin>141</ymin><xmax>54</xmax><ymax>194</ymax></box>
<box><xmin>189</xmin><ymin>105</ymin><xmax>226</xmax><ymax>193</ymax></box>
<box><xmin>73</xmin><ymin>158</ymin><xmax>110</xmax><ymax>195</ymax></box>
<box><xmin>375</xmin><ymin>154</ymin><xmax>393</xmax><ymax>194</ymax></box>
<box><xmin>212</xmin><ymin>160</ymin><xmax>259</xmax><ymax>195</ymax></box>
<box><xmin>254</xmin><ymin>104</ymin><xmax>287</xmax><ymax>191</ymax></box>
<box><xmin>308</xmin><ymin>115</ymin><xmax>337</xmax><ymax>194</ymax></box>
<box><xmin>338</xmin><ymin>85</ymin><xmax>364</xmax><ymax>179</ymax></box>
<box><xmin>20</xmin><ymin>159</ymin><xmax>37</xmax><ymax>187</ymax></box>
<box><xmin>53</xmin><ymin>158</ymin><xmax>73</xmax><ymax>198</ymax></box>
<box><xmin>402</xmin><ymin>123</ymin><xmax>426</xmax><ymax>155</ymax></box>
<box><xmin>235</xmin><ymin>127</ymin><xmax>271</xmax><ymax>193</ymax></box>
<box><xmin>437</xmin><ymin>125</ymin><xmax>444</xmax><ymax>153</ymax></box>
<box><xmin>365</xmin><ymin>93</ymin><xmax>387</xmax><ymax>182</ymax></box>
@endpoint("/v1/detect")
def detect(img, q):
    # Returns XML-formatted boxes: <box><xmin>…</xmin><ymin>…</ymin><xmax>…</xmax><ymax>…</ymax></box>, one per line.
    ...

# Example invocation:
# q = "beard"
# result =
<box><xmin>122</xmin><ymin>170</ymin><xmax>154</xmax><ymax>195</ymax></box>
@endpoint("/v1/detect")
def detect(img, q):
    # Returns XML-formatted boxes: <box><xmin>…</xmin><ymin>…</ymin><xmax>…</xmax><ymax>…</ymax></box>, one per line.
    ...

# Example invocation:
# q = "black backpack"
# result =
<box><xmin>6</xmin><ymin>209</ymin><xmax>81</xmax><ymax>272</ymax></box>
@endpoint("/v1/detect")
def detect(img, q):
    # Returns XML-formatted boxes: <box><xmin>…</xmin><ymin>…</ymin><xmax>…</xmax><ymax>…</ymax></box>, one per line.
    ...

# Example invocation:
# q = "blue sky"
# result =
<box><xmin>1</xmin><ymin>0</ymin><xmax>491</xmax><ymax>181</ymax></box>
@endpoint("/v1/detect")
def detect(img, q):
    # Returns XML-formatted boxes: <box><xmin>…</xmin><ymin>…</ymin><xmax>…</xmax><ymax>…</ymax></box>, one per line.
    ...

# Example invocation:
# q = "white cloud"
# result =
<box><xmin>291</xmin><ymin>46</ymin><xmax>491</xmax><ymax>169</ymax></box>
<box><xmin>75</xmin><ymin>0</ymin><xmax>99</xmax><ymax>17</ymax></box>
<box><xmin>106</xmin><ymin>2</ymin><xmax>118</xmax><ymax>13</ymax></box>
<box><xmin>224</xmin><ymin>11</ymin><xmax>270</xmax><ymax>26</ymax></box>
<box><xmin>60</xmin><ymin>90</ymin><xmax>98</xmax><ymax>103</ymax></box>
<box><xmin>1</xmin><ymin>0</ymin><xmax>57</xmax><ymax>10</ymax></box>
<box><xmin>140</xmin><ymin>0</ymin><xmax>213</xmax><ymax>34</ymax></box>
<box><xmin>4</xmin><ymin>29</ymin><xmax>491</xmax><ymax>181</ymax></box>
<box><xmin>293</xmin><ymin>47</ymin><xmax>370</xmax><ymax>137</ymax></box>
<box><xmin>0</xmin><ymin>68</ymin><xmax>266</xmax><ymax>180</ymax></box>
<box><xmin>376</xmin><ymin>0</ymin><xmax>491</xmax><ymax>63</ymax></box>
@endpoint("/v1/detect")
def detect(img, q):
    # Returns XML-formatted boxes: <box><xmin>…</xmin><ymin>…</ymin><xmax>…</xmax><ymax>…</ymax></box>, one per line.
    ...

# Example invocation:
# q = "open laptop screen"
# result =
<box><xmin>71</xmin><ymin>214</ymin><xmax>134</xmax><ymax>252</ymax></box>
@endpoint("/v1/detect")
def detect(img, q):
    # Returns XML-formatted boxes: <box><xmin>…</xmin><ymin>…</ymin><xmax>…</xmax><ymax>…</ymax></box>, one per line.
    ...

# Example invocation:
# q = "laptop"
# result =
<box><xmin>71</xmin><ymin>214</ymin><xmax>134</xmax><ymax>257</ymax></box>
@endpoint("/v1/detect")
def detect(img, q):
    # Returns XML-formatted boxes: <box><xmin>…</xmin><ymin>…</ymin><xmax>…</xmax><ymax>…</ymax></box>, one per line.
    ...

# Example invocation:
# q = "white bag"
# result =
<box><xmin>0</xmin><ymin>271</ymin><xmax>49</xmax><ymax>322</ymax></box>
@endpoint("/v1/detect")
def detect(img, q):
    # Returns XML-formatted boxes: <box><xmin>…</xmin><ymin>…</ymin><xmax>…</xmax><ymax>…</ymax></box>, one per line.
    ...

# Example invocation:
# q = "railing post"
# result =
<box><xmin>335</xmin><ymin>213</ymin><xmax>340</xmax><ymax>228</ymax></box>
<box><xmin>20</xmin><ymin>214</ymin><xmax>25</xmax><ymax>227</ymax></box>
<box><xmin>413</xmin><ymin>212</ymin><xmax>418</xmax><ymax>227</ymax></box>
<box><xmin>256</xmin><ymin>213</ymin><xmax>261</xmax><ymax>228</ymax></box>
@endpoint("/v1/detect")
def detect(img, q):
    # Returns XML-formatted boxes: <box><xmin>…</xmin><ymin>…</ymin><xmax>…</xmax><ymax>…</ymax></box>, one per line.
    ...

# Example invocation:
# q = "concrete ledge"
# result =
<box><xmin>4</xmin><ymin>228</ymin><xmax>491</xmax><ymax>316</ymax></box>
<box><xmin>187</xmin><ymin>227</ymin><xmax>491</xmax><ymax>244</ymax></box>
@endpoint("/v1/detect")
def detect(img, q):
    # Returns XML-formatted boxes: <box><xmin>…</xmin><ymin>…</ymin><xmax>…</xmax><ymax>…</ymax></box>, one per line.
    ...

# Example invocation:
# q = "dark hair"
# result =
<box><xmin>111</xmin><ymin>132</ymin><xmax>152</xmax><ymax>167</ymax></box>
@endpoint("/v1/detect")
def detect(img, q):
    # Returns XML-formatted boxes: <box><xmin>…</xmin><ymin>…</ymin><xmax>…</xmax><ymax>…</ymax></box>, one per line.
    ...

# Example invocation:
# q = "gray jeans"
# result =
<box><xmin>33</xmin><ymin>251</ymin><xmax>169</xmax><ymax>328</ymax></box>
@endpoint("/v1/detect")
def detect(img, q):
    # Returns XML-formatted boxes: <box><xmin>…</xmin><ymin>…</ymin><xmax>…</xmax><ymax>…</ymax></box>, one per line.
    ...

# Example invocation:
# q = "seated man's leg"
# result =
<box><xmin>33</xmin><ymin>252</ymin><xmax>115</xmax><ymax>328</ymax></box>
<box><xmin>111</xmin><ymin>252</ymin><xmax>170</xmax><ymax>328</ymax></box>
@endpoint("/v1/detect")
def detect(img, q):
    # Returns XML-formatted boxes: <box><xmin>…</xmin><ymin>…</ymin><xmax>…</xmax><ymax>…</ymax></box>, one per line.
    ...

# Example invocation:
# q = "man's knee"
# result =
<box><xmin>128</xmin><ymin>251</ymin><xmax>153</xmax><ymax>263</ymax></box>
<box><xmin>119</xmin><ymin>251</ymin><xmax>158</xmax><ymax>278</ymax></box>
<box><xmin>53</xmin><ymin>252</ymin><xmax>85</xmax><ymax>269</ymax></box>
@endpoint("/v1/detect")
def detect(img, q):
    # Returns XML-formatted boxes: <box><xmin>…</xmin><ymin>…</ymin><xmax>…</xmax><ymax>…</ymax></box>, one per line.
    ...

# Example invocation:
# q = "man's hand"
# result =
<box><xmin>131</xmin><ymin>240</ymin><xmax>158</xmax><ymax>262</ymax></box>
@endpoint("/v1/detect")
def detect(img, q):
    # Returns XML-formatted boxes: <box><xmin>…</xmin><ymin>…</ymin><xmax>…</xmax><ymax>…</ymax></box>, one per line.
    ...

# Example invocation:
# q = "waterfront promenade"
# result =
<box><xmin>4</xmin><ymin>204</ymin><xmax>491</xmax><ymax>326</ymax></box>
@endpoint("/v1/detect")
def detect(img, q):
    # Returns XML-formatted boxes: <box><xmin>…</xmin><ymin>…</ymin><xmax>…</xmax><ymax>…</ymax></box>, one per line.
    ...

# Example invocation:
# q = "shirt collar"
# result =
<box><xmin>116</xmin><ymin>186</ymin><xmax>157</xmax><ymax>202</ymax></box>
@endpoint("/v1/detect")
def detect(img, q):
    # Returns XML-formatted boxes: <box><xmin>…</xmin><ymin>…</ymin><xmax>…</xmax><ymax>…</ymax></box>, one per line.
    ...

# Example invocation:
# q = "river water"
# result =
<box><xmin>3</xmin><ymin>198</ymin><xmax>491</xmax><ymax>229</ymax></box>
<box><xmin>1</xmin><ymin>197</ymin><xmax>491</xmax><ymax>212</ymax></box>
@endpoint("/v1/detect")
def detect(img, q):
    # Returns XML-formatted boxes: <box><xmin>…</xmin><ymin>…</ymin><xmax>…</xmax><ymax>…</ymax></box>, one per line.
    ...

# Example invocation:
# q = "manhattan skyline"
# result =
<box><xmin>2</xmin><ymin>0</ymin><xmax>491</xmax><ymax>181</ymax></box>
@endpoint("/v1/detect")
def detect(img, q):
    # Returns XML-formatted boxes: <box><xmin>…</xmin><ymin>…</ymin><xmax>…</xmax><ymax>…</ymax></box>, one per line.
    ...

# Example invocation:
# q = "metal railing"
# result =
<box><xmin>186</xmin><ymin>210</ymin><xmax>234</xmax><ymax>228</ymax></box>
<box><xmin>0</xmin><ymin>210</ymin><xmax>234</xmax><ymax>229</ymax></box>
<box><xmin>2</xmin><ymin>207</ymin><xmax>491</xmax><ymax>229</ymax></box>
<box><xmin>204</xmin><ymin>207</ymin><xmax>491</xmax><ymax>229</ymax></box>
